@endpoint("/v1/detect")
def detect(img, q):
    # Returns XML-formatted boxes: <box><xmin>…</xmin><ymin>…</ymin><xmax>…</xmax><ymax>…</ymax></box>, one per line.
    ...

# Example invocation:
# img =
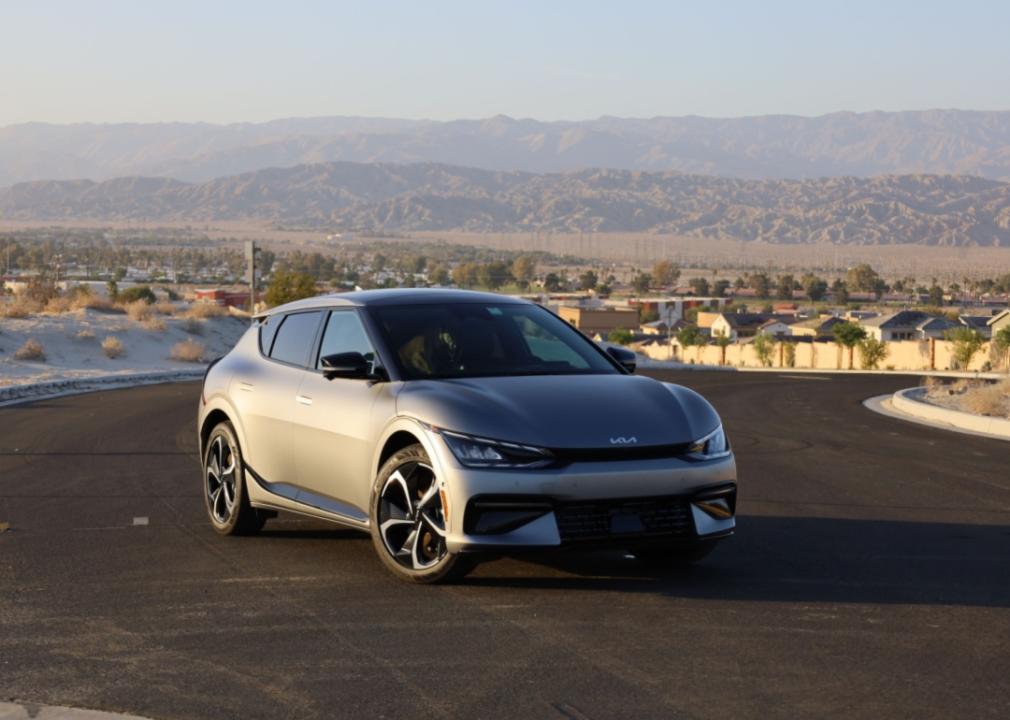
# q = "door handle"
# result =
<box><xmin>296</xmin><ymin>395</ymin><xmax>313</xmax><ymax>406</ymax></box>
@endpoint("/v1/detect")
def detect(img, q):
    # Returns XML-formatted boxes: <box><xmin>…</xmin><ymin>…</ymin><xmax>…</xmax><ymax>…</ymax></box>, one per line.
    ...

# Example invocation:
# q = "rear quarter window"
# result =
<box><xmin>267</xmin><ymin>311</ymin><xmax>323</xmax><ymax>367</ymax></box>
<box><xmin>258</xmin><ymin>315</ymin><xmax>282</xmax><ymax>355</ymax></box>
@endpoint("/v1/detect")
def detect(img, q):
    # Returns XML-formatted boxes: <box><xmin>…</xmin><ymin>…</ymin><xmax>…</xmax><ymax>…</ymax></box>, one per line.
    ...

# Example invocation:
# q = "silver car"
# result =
<box><xmin>198</xmin><ymin>289</ymin><xmax>736</xmax><ymax>583</ymax></box>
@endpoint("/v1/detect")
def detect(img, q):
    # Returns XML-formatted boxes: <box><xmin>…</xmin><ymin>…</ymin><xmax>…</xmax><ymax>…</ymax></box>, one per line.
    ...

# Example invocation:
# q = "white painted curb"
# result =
<box><xmin>890</xmin><ymin>387</ymin><xmax>1010</xmax><ymax>440</ymax></box>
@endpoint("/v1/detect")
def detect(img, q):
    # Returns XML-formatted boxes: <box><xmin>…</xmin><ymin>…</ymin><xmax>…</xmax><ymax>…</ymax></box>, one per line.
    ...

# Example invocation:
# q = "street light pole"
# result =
<box><xmin>245</xmin><ymin>241</ymin><xmax>257</xmax><ymax>312</ymax></box>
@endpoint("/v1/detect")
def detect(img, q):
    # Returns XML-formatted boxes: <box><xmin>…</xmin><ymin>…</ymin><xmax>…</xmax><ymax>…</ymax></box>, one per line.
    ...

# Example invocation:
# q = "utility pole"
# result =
<box><xmin>245</xmin><ymin>241</ymin><xmax>258</xmax><ymax>312</ymax></box>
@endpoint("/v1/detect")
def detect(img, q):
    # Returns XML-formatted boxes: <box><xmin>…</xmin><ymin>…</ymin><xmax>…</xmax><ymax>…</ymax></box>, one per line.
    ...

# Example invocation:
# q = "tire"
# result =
<box><xmin>369</xmin><ymin>443</ymin><xmax>475</xmax><ymax>584</ymax></box>
<box><xmin>203</xmin><ymin>421</ymin><xmax>266</xmax><ymax>536</ymax></box>
<box><xmin>631</xmin><ymin>539</ymin><xmax>720</xmax><ymax>568</ymax></box>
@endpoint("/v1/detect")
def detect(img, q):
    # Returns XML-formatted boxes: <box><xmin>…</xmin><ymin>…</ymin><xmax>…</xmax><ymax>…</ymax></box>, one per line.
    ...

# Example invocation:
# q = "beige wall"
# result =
<box><xmin>640</xmin><ymin>338</ymin><xmax>1007</xmax><ymax>372</ymax></box>
<box><xmin>559</xmin><ymin>306</ymin><xmax>639</xmax><ymax>334</ymax></box>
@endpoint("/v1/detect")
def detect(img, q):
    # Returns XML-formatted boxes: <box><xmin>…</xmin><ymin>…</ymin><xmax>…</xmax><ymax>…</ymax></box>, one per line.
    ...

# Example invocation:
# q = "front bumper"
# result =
<box><xmin>429</xmin><ymin>438</ymin><xmax>737</xmax><ymax>553</ymax></box>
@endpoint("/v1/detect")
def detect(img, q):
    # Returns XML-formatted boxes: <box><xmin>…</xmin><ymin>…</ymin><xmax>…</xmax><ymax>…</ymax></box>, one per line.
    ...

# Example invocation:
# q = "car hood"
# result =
<box><xmin>395</xmin><ymin>374</ymin><xmax>721</xmax><ymax>449</ymax></box>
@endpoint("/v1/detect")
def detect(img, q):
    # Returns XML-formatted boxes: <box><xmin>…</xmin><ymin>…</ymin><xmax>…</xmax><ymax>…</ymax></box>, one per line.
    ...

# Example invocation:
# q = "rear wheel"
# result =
<box><xmin>203</xmin><ymin>421</ymin><xmax>266</xmax><ymax>536</ymax></box>
<box><xmin>370</xmin><ymin>443</ymin><xmax>475</xmax><ymax>583</ymax></box>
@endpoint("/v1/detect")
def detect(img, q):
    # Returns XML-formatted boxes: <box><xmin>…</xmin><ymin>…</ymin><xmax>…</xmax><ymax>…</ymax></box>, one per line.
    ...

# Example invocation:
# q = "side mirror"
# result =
<box><xmin>606</xmin><ymin>346</ymin><xmax>637</xmax><ymax>374</ymax></box>
<box><xmin>320</xmin><ymin>352</ymin><xmax>382</xmax><ymax>381</ymax></box>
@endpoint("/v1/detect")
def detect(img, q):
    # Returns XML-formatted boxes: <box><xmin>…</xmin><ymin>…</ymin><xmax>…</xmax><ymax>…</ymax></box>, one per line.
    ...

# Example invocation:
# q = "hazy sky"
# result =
<box><xmin>2</xmin><ymin>0</ymin><xmax>1009</xmax><ymax>126</ymax></box>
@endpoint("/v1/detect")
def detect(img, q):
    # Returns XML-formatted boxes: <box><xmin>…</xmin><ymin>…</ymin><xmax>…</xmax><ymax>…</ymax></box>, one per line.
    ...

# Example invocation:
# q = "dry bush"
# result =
<box><xmin>185</xmin><ymin>303</ymin><xmax>228</xmax><ymax>319</ymax></box>
<box><xmin>170</xmin><ymin>339</ymin><xmax>205</xmax><ymax>363</ymax></box>
<box><xmin>182</xmin><ymin>317</ymin><xmax>204</xmax><ymax>335</ymax></box>
<box><xmin>0</xmin><ymin>297</ymin><xmax>42</xmax><ymax>318</ymax></box>
<box><xmin>102</xmin><ymin>336</ymin><xmax>125</xmax><ymax>359</ymax></box>
<box><xmin>75</xmin><ymin>328</ymin><xmax>96</xmax><ymax>341</ymax></box>
<box><xmin>143</xmin><ymin>317</ymin><xmax>167</xmax><ymax>332</ymax></box>
<box><xmin>154</xmin><ymin>302</ymin><xmax>177</xmax><ymax>316</ymax></box>
<box><xmin>922</xmin><ymin>376</ymin><xmax>943</xmax><ymax>391</ymax></box>
<box><xmin>44</xmin><ymin>296</ymin><xmax>74</xmax><ymax>313</ymax></box>
<box><xmin>124</xmin><ymin>300</ymin><xmax>154</xmax><ymax>322</ymax></box>
<box><xmin>75</xmin><ymin>294</ymin><xmax>118</xmax><ymax>312</ymax></box>
<box><xmin>961</xmin><ymin>381</ymin><xmax>1010</xmax><ymax>418</ymax></box>
<box><xmin>14</xmin><ymin>338</ymin><xmax>46</xmax><ymax>361</ymax></box>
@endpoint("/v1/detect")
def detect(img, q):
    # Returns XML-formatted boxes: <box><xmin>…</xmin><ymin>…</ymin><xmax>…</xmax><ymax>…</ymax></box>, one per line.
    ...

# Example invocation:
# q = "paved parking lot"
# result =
<box><xmin>1</xmin><ymin>372</ymin><xmax>1008</xmax><ymax>719</ymax></box>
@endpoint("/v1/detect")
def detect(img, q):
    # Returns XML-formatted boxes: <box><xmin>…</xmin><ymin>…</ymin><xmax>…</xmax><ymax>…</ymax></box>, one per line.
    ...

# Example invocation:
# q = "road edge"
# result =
<box><xmin>0</xmin><ymin>701</ymin><xmax>153</xmax><ymax>720</ymax></box>
<box><xmin>864</xmin><ymin>389</ymin><xmax>1010</xmax><ymax>442</ymax></box>
<box><xmin>0</xmin><ymin>370</ymin><xmax>205</xmax><ymax>408</ymax></box>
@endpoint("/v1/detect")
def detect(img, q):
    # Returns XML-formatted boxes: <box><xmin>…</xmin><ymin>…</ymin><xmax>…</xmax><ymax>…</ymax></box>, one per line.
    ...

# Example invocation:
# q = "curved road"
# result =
<box><xmin>1</xmin><ymin>372</ymin><xmax>1008</xmax><ymax>720</ymax></box>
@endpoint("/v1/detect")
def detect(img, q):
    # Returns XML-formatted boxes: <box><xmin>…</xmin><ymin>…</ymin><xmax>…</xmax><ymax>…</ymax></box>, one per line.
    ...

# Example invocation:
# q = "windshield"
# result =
<box><xmin>368</xmin><ymin>303</ymin><xmax>620</xmax><ymax>380</ymax></box>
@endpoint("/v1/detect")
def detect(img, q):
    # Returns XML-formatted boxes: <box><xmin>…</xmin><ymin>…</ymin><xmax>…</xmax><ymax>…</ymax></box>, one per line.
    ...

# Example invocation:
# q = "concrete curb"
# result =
<box><xmin>0</xmin><ymin>369</ymin><xmax>206</xmax><ymax>408</ymax></box>
<box><xmin>876</xmin><ymin>387</ymin><xmax>1010</xmax><ymax>441</ymax></box>
<box><xmin>0</xmin><ymin>701</ymin><xmax>153</xmax><ymax>719</ymax></box>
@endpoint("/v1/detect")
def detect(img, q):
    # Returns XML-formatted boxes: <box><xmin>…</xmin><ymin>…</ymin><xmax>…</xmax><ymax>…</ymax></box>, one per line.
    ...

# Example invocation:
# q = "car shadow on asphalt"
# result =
<box><xmin>465</xmin><ymin>515</ymin><xmax>1010</xmax><ymax>608</ymax></box>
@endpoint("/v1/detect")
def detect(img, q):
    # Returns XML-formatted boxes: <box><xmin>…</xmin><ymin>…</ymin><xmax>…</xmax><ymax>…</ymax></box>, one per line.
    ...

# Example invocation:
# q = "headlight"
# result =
<box><xmin>687</xmin><ymin>425</ymin><xmax>731</xmax><ymax>460</ymax></box>
<box><xmin>440</xmin><ymin>430</ymin><xmax>554</xmax><ymax>469</ymax></box>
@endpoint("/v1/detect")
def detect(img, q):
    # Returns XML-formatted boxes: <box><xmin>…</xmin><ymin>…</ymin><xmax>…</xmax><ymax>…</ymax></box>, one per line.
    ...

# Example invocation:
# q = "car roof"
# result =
<box><xmin>255</xmin><ymin>288</ymin><xmax>530</xmax><ymax>318</ymax></box>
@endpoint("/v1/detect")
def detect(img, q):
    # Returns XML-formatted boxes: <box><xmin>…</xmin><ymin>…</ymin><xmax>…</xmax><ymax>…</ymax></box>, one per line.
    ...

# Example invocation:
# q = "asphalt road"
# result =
<box><xmin>1</xmin><ymin>372</ymin><xmax>1008</xmax><ymax>720</ymax></box>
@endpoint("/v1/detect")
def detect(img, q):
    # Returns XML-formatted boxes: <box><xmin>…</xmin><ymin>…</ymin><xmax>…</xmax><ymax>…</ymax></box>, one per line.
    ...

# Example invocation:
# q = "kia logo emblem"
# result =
<box><xmin>610</xmin><ymin>436</ymin><xmax>637</xmax><ymax>445</ymax></box>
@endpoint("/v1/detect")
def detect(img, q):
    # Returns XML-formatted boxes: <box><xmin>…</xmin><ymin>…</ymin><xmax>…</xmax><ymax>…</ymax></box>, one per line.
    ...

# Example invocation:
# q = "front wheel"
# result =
<box><xmin>203</xmin><ymin>421</ymin><xmax>266</xmax><ymax>536</ymax></box>
<box><xmin>370</xmin><ymin>443</ymin><xmax>475</xmax><ymax>583</ymax></box>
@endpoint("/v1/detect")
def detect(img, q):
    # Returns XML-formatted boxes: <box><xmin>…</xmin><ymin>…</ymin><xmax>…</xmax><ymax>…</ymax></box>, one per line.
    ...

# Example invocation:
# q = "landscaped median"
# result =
<box><xmin>883</xmin><ymin>385</ymin><xmax>1010</xmax><ymax>440</ymax></box>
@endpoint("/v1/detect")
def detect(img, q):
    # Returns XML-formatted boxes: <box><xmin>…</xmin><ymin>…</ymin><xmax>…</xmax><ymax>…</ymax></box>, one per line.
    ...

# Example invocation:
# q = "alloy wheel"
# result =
<box><xmin>205</xmin><ymin>434</ymin><xmax>238</xmax><ymax>524</ymax></box>
<box><xmin>377</xmin><ymin>462</ymin><xmax>447</xmax><ymax>570</ymax></box>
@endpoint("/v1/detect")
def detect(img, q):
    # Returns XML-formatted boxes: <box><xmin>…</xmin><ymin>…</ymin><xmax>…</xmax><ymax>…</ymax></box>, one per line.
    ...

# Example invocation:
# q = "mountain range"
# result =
<box><xmin>4</xmin><ymin>162</ymin><xmax>1010</xmax><ymax>246</ymax></box>
<box><xmin>5</xmin><ymin>110</ymin><xmax>1010</xmax><ymax>186</ymax></box>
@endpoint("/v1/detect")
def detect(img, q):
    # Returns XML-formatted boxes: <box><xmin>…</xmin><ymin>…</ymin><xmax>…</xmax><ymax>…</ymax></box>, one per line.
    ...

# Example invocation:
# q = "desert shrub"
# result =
<box><xmin>753</xmin><ymin>333</ymin><xmax>774</xmax><ymax>367</ymax></box>
<box><xmin>44</xmin><ymin>296</ymin><xmax>74</xmax><ymax>313</ymax></box>
<box><xmin>143</xmin><ymin>317</ymin><xmax>167</xmax><ymax>332</ymax></box>
<box><xmin>185</xmin><ymin>303</ymin><xmax>228</xmax><ymax>319</ymax></box>
<box><xmin>0</xmin><ymin>297</ymin><xmax>42</xmax><ymax>318</ymax></box>
<box><xmin>858</xmin><ymin>338</ymin><xmax>888</xmax><ymax>370</ymax></box>
<box><xmin>73</xmin><ymin>293</ymin><xmax>119</xmax><ymax>312</ymax></box>
<box><xmin>961</xmin><ymin>380</ymin><xmax>1010</xmax><ymax>418</ymax></box>
<box><xmin>75</xmin><ymin>328</ymin><xmax>95</xmax><ymax>341</ymax></box>
<box><xmin>102</xmin><ymin>336</ymin><xmax>125</xmax><ymax>359</ymax></box>
<box><xmin>117</xmin><ymin>285</ymin><xmax>157</xmax><ymax>305</ymax></box>
<box><xmin>14</xmin><ymin>338</ymin><xmax>46</xmax><ymax>361</ymax></box>
<box><xmin>945</xmin><ymin>327</ymin><xmax>985</xmax><ymax>369</ymax></box>
<box><xmin>125</xmin><ymin>300</ymin><xmax>154</xmax><ymax>322</ymax></box>
<box><xmin>22</xmin><ymin>277</ymin><xmax>59</xmax><ymax>304</ymax></box>
<box><xmin>171</xmin><ymin>339</ymin><xmax>205</xmax><ymax>362</ymax></box>
<box><xmin>154</xmin><ymin>302</ymin><xmax>177</xmax><ymax>315</ymax></box>
<box><xmin>182</xmin><ymin>317</ymin><xmax>204</xmax><ymax>335</ymax></box>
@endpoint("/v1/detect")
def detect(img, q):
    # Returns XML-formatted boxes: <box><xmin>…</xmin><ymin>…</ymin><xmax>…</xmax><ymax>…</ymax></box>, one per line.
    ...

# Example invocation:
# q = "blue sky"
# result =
<box><xmin>2</xmin><ymin>0</ymin><xmax>1008</xmax><ymax>125</ymax></box>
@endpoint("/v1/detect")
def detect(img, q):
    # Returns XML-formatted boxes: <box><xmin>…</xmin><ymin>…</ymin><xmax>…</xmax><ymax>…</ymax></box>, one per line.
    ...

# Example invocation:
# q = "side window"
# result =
<box><xmin>316</xmin><ymin>311</ymin><xmax>375</xmax><ymax>369</ymax></box>
<box><xmin>269</xmin><ymin>311</ymin><xmax>323</xmax><ymax>367</ymax></box>
<box><xmin>258</xmin><ymin>315</ymin><xmax>282</xmax><ymax>355</ymax></box>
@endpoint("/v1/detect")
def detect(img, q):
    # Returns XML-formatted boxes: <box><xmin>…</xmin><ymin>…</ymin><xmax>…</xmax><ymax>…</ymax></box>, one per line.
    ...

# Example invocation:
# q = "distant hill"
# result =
<box><xmin>5</xmin><ymin>110</ymin><xmax>1010</xmax><ymax>185</ymax></box>
<box><xmin>4</xmin><ymin>162</ymin><xmax>1010</xmax><ymax>246</ymax></box>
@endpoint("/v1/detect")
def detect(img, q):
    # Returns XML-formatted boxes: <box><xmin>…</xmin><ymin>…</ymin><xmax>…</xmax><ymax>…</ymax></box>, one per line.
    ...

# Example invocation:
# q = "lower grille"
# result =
<box><xmin>555</xmin><ymin>496</ymin><xmax>695</xmax><ymax>543</ymax></box>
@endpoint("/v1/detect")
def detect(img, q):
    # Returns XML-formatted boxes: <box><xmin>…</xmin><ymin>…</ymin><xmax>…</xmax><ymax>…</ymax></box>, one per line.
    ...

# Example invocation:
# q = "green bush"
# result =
<box><xmin>265</xmin><ymin>270</ymin><xmax>318</xmax><ymax>307</ymax></box>
<box><xmin>607</xmin><ymin>328</ymin><xmax>634</xmax><ymax>345</ymax></box>
<box><xmin>117</xmin><ymin>285</ymin><xmax>156</xmax><ymax>304</ymax></box>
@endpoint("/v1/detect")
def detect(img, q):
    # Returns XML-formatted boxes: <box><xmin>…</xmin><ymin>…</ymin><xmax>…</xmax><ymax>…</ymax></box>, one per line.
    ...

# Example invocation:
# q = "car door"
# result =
<box><xmin>231</xmin><ymin>310</ymin><xmax>323</xmax><ymax>491</ymax></box>
<box><xmin>291</xmin><ymin>308</ymin><xmax>396</xmax><ymax>521</ymax></box>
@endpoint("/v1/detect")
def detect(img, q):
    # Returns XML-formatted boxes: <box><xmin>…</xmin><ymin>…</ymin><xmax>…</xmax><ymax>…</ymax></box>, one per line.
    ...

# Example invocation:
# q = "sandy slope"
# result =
<box><xmin>0</xmin><ymin>307</ymin><xmax>249</xmax><ymax>387</ymax></box>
